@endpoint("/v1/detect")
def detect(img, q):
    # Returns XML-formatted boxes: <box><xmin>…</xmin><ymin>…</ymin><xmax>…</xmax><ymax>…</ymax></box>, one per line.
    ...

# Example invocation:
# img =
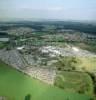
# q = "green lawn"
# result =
<box><xmin>55</xmin><ymin>71</ymin><xmax>94</xmax><ymax>95</ymax></box>
<box><xmin>0</xmin><ymin>61</ymin><xmax>91</xmax><ymax>100</ymax></box>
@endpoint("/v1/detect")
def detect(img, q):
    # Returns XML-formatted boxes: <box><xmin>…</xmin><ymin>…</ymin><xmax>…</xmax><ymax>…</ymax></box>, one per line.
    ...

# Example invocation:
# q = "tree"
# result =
<box><xmin>53</xmin><ymin>56</ymin><xmax>78</xmax><ymax>71</ymax></box>
<box><xmin>25</xmin><ymin>94</ymin><xmax>31</xmax><ymax>100</ymax></box>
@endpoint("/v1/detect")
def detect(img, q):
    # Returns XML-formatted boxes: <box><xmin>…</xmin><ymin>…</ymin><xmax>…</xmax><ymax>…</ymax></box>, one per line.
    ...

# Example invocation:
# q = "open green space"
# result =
<box><xmin>54</xmin><ymin>71</ymin><xmax>94</xmax><ymax>95</ymax></box>
<box><xmin>75</xmin><ymin>57</ymin><xmax>96</xmax><ymax>72</ymax></box>
<box><xmin>53</xmin><ymin>56</ymin><xmax>96</xmax><ymax>72</ymax></box>
<box><xmin>0</xmin><ymin>60</ymin><xmax>91</xmax><ymax>100</ymax></box>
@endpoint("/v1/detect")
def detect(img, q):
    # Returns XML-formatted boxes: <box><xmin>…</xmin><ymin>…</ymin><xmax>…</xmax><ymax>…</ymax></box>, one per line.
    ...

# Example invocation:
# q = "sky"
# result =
<box><xmin>0</xmin><ymin>0</ymin><xmax>96</xmax><ymax>21</ymax></box>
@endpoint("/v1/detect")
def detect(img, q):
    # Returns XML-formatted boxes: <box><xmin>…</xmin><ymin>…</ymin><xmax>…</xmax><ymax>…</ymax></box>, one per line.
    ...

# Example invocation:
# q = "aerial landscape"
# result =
<box><xmin>0</xmin><ymin>0</ymin><xmax>96</xmax><ymax>100</ymax></box>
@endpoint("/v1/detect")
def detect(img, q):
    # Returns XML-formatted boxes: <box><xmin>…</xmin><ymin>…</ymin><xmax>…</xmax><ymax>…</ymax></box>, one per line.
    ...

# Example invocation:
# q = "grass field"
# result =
<box><xmin>75</xmin><ymin>57</ymin><xmax>96</xmax><ymax>72</ymax></box>
<box><xmin>55</xmin><ymin>56</ymin><xmax>96</xmax><ymax>72</ymax></box>
<box><xmin>54</xmin><ymin>71</ymin><xmax>94</xmax><ymax>95</ymax></box>
<box><xmin>0</xmin><ymin>60</ymin><xmax>91</xmax><ymax>100</ymax></box>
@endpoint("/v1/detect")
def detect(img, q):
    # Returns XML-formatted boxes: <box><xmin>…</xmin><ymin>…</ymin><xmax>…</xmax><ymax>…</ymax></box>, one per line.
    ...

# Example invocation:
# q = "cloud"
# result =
<box><xmin>46</xmin><ymin>7</ymin><xmax>63</xmax><ymax>11</ymax></box>
<box><xmin>20</xmin><ymin>6</ymin><xmax>63</xmax><ymax>12</ymax></box>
